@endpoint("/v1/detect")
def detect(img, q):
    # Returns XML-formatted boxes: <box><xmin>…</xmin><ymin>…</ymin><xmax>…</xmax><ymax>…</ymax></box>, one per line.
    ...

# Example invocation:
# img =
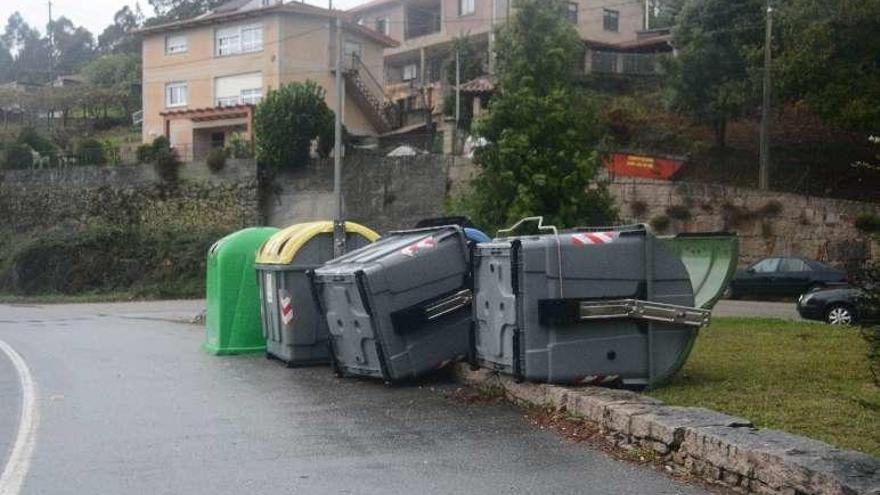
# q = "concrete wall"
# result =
<box><xmin>266</xmin><ymin>154</ymin><xmax>452</xmax><ymax>233</ymax></box>
<box><xmin>610</xmin><ymin>177</ymin><xmax>880</xmax><ymax>270</ymax></box>
<box><xmin>0</xmin><ymin>160</ymin><xmax>260</xmax><ymax>236</ymax></box>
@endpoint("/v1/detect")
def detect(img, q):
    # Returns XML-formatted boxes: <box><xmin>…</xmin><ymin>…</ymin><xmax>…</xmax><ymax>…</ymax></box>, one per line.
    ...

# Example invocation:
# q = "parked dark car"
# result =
<box><xmin>797</xmin><ymin>286</ymin><xmax>879</xmax><ymax>325</ymax></box>
<box><xmin>727</xmin><ymin>256</ymin><xmax>847</xmax><ymax>299</ymax></box>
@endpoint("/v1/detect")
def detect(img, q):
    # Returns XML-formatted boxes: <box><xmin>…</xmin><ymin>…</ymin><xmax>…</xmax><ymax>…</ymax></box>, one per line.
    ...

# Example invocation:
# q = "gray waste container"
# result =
<box><xmin>310</xmin><ymin>225</ymin><xmax>472</xmax><ymax>383</ymax></box>
<box><xmin>473</xmin><ymin>218</ymin><xmax>710</xmax><ymax>388</ymax></box>
<box><xmin>256</xmin><ymin>221</ymin><xmax>379</xmax><ymax>367</ymax></box>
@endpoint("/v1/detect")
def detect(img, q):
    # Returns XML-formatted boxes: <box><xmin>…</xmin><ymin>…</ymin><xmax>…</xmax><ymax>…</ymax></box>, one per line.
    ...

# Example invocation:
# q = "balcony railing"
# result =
<box><xmin>589</xmin><ymin>50</ymin><xmax>660</xmax><ymax>76</ymax></box>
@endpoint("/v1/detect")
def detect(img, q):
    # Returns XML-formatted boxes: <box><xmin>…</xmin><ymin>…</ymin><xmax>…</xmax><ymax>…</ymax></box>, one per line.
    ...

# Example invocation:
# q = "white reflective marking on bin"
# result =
<box><xmin>400</xmin><ymin>237</ymin><xmax>436</xmax><ymax>257</ymax></box>
<box><xmin>280</xmin><ymin>296</ymin><xmax>293</xmax><ymax>325</ymax></box>
<box><xmin>265</xmin><ymin>273</ymin><xmax>274</xmax><ymax>303</ymax></box>
<box><xmin>570</xmin><ymin>232</ymin><xmax>619</xmax><ymax>246</ymax></box>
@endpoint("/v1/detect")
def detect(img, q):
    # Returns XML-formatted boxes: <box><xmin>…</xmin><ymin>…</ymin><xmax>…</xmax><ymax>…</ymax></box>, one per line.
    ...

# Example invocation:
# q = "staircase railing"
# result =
<box><xmin>345</xmin><ymin>53</ymin><xmax>393</xmax><ymax>132</ymax></box>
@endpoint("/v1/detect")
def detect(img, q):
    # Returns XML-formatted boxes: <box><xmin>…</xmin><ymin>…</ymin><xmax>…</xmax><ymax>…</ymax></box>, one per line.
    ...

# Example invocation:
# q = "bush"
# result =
<box><xmin>92</xmin><ymin>116</ymin><xmax>127</xmax><ymax>131</ymax></box>
<box><xmin>136</xmin><ymin>143</ymin><xmax>155</xmax><ymax>163</ymax></box>
<box><xmin>4</xmin><ymin>143</ymin><xmax>33</xmax><ymax>169</ymax></box>
<box><xmin>136</xmin><ymin>137</ymin><xmax>180</xmax><ymax>182</ymax></box>
<box><xmin>650</xmin><ymin>215</ymin><xmax>671</xmax><ymax>232</ymax></box>
<box><xmin>757</xmin><ymin>200</ymin><xmax>784</xmax><ymax>217</ymax></box>
<box><xmin>665</xmin><ymin>204</ymin><xmax>692</xmax><ymax>221</ymax></box>
<box><xmin>153</xmin><ymin>146</ymin><xmax>181</xmax><ymax>183</ymax></box>
<box><xmin>854</xmin><ymin>263</ymin><xmax>880</xmax><ymax>387</ymax></box>
<box><xmin>226</xmin><ymin>131</ymin><xmax>253</xmax><ymax>159</ymax></box>
<box><xmin>254</xmin><ymin>80</ymin><xmax>335</xmax><ymax>169</ymax></box>
<box><xmin>75</xmin><ymin>138</ymin><xmax>107</xmax><ymax>166</ymax></box>
<box><xmin>0</xmin><ymin>225</ymin><xmax>229</xmax><ymax>298</ymax></box>
<box><xmin>855</xmin><ymin>213</ymin><xmax>880</xmax><ymax>234</ymax></box>
<box><xmin>17</xmin><ymin>127</ymin><xmax>55</xmax><ymax>154</ymax></box>
<box><xmin>206</xmin><ymin>147</ymin><xmax>228</xmax><ymax>172</ymax></box>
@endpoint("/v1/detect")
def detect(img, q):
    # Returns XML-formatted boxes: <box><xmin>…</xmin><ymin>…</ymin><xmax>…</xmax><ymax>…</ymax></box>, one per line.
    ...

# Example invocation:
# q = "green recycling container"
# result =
<box><xmin>204</xmin><ymin>227</ymin><xmax>280</xmax><ymax>355</ymax></box>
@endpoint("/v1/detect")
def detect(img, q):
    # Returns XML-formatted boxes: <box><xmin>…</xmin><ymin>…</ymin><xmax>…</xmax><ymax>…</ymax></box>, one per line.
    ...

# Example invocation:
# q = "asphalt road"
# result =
<box><xmin>712</xmin><ymin>299</ymin><xmax>803</xmax><ymax>321</ymax></box>
<box><xmin>0</xmin><ymin>301</ymin><xmax>708</xmax><ymax>495</ymax></box>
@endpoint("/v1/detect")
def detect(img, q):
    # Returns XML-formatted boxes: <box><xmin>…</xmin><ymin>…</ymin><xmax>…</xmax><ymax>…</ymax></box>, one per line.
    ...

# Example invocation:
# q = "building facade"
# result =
<box><xmin>139</xmin><ymin>0</ymin><xmax>396</xmax><ymax>159</ymax></box>
<box><xmin>349</xmin><ymin>0</ymin><xmax>669</xmax><ymax>132</ymax></box>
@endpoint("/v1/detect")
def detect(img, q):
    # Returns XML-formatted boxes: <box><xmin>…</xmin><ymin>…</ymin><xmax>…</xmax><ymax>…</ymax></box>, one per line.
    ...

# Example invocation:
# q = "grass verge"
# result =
<box><xmin>650</xmin><ymin>317</ymin><xmax>880</xmax><ymax>458</ymax></box>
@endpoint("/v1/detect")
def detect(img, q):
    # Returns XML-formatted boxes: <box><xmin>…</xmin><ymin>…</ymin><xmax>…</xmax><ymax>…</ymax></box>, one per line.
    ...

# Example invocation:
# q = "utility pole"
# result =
<box><xmin>333</xmin><ymin>15</ymin><xmax>345</xmax><ymax>256</ymax></box>
<box><xmin>454</xmin><ymin>49</ymin><xmax>460</xmax><ymax>155</ymax></box>
<box><xmin>47</xmin><ymin>1</ymin><xmax>54</xmax><ymax>81</ymax></box>
<box><xmin>488</xmin><ymin>0</ymin><xmax>496</xmax><ymax>74</ymax></box>
<box><xmin>759</xmin><ymin>0</ymin><xmax>773</xmax><ymax>190</ymax></box>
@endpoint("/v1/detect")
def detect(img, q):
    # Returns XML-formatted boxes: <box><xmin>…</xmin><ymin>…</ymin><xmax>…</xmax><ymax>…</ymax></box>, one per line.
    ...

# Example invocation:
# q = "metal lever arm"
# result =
<box><xmin>424</xmin><ymin>289</ymin><xmax>473</xmax><ymax>320</ymax></box>
<box><xmin>578</xmin><ymin>299</ymin><xmax>711</xmax><ymax>327</ymax></box>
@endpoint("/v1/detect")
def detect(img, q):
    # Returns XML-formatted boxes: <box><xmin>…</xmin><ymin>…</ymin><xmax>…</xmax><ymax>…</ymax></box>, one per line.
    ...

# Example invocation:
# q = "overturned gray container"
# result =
<box><xmin>310</xmin><ymin>226</ymin><xmax>472</xmax><ymax>383</ymax></box>
<box><xmin>473</xmin><ymin>218</ymin><xmax>712</xmax><ymax>388</ymax></box>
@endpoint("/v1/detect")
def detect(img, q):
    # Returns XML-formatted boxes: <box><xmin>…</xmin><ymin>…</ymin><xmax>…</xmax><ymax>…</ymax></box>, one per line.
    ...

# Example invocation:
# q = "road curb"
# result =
<box><xmin>452</xmin><ymin>364</ymin><xmax>880</xmax><ymax>495</ymax></box>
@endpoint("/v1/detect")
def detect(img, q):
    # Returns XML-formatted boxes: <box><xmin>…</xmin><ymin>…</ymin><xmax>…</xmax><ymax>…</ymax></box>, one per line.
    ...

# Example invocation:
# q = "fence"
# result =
<box><xmin>588</xmin><ymin>50</ymin><xmax>660</xmax><ymax>76</ymax></box>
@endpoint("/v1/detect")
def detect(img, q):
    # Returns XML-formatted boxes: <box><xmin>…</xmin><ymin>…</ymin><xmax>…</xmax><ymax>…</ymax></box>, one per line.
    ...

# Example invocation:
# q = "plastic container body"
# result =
<box><xmin>256</xmin><ymin>222</ymin><xmax>378</xmax><ymax>366</ymax></box>
<box><xmin>204</xmin><ymin>227</ymin><xmax>280</xmax><ymax>355</ymax></box>
<box><xmin>473</xmin><ymin>226</ymin><xmax>702</xmax><ymax>387</ymax></box>
<box><xmin>312</xmin><ymin>226</ymin><xmax>472</xmax><ymax>382</ymax></box>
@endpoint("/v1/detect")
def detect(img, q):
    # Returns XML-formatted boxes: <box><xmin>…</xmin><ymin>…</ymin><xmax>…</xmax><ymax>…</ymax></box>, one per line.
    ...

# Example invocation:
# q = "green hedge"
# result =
<box><xmin>0</xmin><ymin>225</ymin><xmax>231</xmax><ymax>298</ymax></box>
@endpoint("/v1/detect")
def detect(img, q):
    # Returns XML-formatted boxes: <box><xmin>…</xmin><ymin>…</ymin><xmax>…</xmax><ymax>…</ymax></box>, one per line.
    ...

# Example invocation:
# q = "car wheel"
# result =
<box><xmin>825</xmin><ymin>304</ymin><xmax>855</xmax><ymax>326</ymax></box>
<box><xmin>724</xmin><ymin>287</ymin><xmax>739</xmax><ymax>300</ymax></box>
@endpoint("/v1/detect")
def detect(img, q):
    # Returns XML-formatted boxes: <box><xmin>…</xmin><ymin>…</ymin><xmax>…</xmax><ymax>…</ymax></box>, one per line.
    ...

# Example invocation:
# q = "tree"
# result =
<box><xmin>98</xmin><ymin>5</ymin><xmax>144</xmax><ymax>54</ymax></box>
<box><xmin>48</xmin><ymin>17</ymin><xmax>96</xmax><ymax>75</ymax></box>
<box><xmin>3</xmin><ymin>13</ymin><xmax>51</xmax><ymax>85</ymax></box>
<box><xmin>0</xmin><ymin>39</ymin><xmax>13</xmax><ymax>83</ymax></box>
<box><xmin>82</xmin><ymin>53</ymin><xmax>142</xmax><ymax>118</ymax></box>
<box><xmin>776</xmin><ymin>0</ymin><xmax>880</xmax><ymax>133</ymax></box>
<box><xmin>442</xmin><ymin>35</ymin><xmax>486</xmax><ymax>125</ymax></box>
<box><xmin>649</xmin><ymin>0</ymin><xmax>685</xmax><ymax>28</ymax></box>
<box><xmin>254</xmin><ymin>81</ymin><xmax>335</xmax><ymax>169</ymax></box>
<box><xmin>145</xmin><ymin>0</ymin><xmax>227</xmax><ymax>24</ymax></box>
<box><xmin>661</xmin><ymin>0</ymin><xmax>764</xmax><ymax>147</ymax></box>
<box><xmin>457</xmin><ymin>0</ymin><xmax>616</xmax><ymax>231</ymax></box>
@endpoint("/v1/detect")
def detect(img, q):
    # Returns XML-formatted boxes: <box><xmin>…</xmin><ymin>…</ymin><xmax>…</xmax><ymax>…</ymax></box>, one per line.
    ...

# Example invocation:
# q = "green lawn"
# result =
<box><xmin>651</xmin><ymin>318</ymin><xmax>880</xmax><ymax>458</ymax></box>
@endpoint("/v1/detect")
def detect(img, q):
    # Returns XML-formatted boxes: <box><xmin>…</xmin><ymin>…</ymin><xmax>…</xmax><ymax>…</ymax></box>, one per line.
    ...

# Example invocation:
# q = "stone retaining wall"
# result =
<box><xmin>0</xmin><ymin>159</ymin><xmax>260</xmax><ymax>234</ymax></box>
<box><xmin>454</xmin><ymin>365</ymin><xmax>880</xmax><ymax>495</ymax></box>
<box><xmin>609</xmin><ymin>177</ymin><xmax>880</xmax><ymax>270</ymax></box>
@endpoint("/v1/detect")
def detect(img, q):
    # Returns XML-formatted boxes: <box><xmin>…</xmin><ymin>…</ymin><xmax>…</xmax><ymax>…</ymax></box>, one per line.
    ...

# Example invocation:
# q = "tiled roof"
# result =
<box><xmin>458</xmin><ymin>75</ymin><xmax>496</xmax><ymax>94</ymax></box>
<box><xmin>137</xmin><ymin>2</ymin><xmax>398</xmax><ymax>47</ymax></box>
<box><xmin>348</xmin><ymin>0</ymin><xmax>400</xmax><ymax>13</ymax></box>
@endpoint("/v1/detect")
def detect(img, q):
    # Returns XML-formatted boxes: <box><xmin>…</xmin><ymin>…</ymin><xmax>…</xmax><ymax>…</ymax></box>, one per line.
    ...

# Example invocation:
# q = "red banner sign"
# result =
<box><xmin>607</xmin><ymin>153</ymin><xmax>683</xmax><ymax>180</ymax></box>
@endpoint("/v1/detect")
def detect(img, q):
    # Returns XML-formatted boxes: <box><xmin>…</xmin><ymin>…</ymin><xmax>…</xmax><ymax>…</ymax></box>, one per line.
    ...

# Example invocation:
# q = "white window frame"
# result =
<box><xmin>240</xmin><ymin>88</ymin><xmax>262</xmax><ymax>105</ymax></box>
<box><xmin>165</xmin><ymin>34</ymin><xmax>188</xmax><ymax>55</ymax></box>
<box><xmin>566</xmin><ymin>2</ymin><xmax>578</xmax><ymax>24</ymax></box>
<box><xmin>459</xmin><ymin>0</ymin><xmax>475</xmax><ymax>16</ymax></box>
<box><xmin>375</xmin><ymin>17</ymin><xmax>390</xmax><ymax>36</ymax></box>
<box><xmin>402</xmin><ymin>63</ymin><xmax>418</xmax><ymax>81</ymax></box>
<box><xmin>216</xmin><ymin>23</ymin><xmax>263</xmax><ymax>56</ymax></box>
<box><xmin>240</xmin><ymin>24</ymin><xmax>263</xmax><ymax>53</ymax></box>
<box><xmin>165</xmin><ymin>82</ymin><xmax>188</xmax><ymax>108</ymax></box>
<box><xmin>603</xmin><ymin>8</ymin><xmax>619</xmax><ymax>32</ymax></box>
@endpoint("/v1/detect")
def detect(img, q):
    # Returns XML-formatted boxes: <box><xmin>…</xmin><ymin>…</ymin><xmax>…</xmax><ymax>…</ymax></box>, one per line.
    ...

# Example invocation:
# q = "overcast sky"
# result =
<box><xmin>1</xmin><ymin>0</ymin><xmax>366</xmax><ymax>40</ymax></box>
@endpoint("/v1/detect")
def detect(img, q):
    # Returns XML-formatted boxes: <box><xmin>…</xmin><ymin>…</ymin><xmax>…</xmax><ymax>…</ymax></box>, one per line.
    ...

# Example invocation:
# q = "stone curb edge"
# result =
<box><xmin>452</xmin><ymin>364</ymin><xmax>880</xmax><ymax>495</ymax></box>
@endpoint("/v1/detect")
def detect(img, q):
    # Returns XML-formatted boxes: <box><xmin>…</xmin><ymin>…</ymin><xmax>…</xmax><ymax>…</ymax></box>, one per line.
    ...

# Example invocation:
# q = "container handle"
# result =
<box><xmin>497</xmin><ymin>217</ymin><xmax>564</xmax><ymax>299</ymax></box>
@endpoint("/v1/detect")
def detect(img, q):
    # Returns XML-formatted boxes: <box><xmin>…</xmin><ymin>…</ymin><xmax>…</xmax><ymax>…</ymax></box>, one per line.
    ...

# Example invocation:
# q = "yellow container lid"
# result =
<box><xmin>255</xmin><ymin>221</ymin><xmax>380</xmax><ymax>264</ymax></box>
